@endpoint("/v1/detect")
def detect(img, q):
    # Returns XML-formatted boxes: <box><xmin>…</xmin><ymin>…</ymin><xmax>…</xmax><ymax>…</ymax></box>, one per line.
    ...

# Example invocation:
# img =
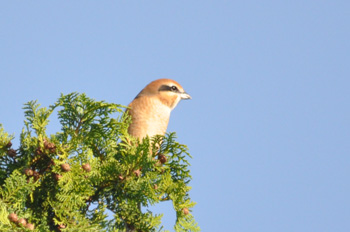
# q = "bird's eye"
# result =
<box><xmin>171</xmin><ymin>86</ymin><xmax>178</xmax><ymax>91</ymax></box>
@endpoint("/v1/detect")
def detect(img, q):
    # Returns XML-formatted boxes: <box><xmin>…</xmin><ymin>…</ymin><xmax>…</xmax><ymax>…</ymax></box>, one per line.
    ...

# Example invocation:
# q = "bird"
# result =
<box><xmin>125</xmin><ymin>79</ymin><xmax>190</xmax><ymax>232</ymax></box>
<box><xmin>126</xmin><ymin>79</ymin><xmax>191</xmax><ymax>140</ymax></box>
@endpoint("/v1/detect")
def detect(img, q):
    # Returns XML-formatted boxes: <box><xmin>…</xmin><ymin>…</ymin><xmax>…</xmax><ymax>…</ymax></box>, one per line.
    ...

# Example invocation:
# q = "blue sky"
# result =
<box><xmin>1</xmin><ymin>1</ymin><xmax>349</xmax><ymax>231</ymax></box>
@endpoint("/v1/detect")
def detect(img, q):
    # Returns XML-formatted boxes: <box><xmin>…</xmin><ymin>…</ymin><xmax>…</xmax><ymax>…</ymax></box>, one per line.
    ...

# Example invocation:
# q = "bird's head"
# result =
<box><xmin>135</xmin><ymin>79</ymin><xmax>191</xmax><ymax>110</ymax></box>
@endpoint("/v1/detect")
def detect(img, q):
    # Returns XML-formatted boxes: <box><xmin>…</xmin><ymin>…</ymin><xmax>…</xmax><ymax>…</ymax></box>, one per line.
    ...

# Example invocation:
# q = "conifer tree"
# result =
<box><xmin>0</xmin><ymin>93</ymin><xmax>199</xmax><ymax>232</ymax></box>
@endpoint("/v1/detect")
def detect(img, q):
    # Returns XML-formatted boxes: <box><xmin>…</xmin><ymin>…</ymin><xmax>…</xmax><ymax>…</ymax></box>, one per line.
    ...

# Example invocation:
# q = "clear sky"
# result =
<box><xmin>1</xmin><ymin>1</ymin><xmax>349</xmax><ymax>231</ymax></box>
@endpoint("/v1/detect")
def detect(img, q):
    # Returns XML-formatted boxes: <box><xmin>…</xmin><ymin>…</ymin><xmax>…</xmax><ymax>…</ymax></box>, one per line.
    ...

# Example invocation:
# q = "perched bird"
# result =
<box><xmin>125</xmin><ymin>79</ymin><xmax>190</xmax><ymax>232</ymax></box>
<box><xmin>127</xmin><ymin>79</ymin><xmax>191</xmax><ymax>140</ymax></box>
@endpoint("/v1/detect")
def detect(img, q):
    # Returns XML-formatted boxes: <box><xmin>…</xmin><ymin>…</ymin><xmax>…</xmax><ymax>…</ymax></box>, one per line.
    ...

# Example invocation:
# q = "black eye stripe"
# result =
<box><xmin>159</xmin><ymin>85</ymin><xmax>180</xmax><ymax>92</ymax></box>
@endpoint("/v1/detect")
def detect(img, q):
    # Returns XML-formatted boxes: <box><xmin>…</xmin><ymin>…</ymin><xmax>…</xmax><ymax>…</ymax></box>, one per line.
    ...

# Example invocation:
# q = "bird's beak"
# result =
<box><xmin>180</xmin><ymin>92</ymin><xmax>192</xmax><ymax>100</ymax></box>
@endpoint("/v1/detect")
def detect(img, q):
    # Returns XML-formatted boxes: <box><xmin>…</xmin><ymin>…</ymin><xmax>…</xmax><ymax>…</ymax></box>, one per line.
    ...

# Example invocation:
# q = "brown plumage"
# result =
<box><xmin>127</xmin><ymin>79</ymin><xmax>191</xmax><ymax>140</ymax></box>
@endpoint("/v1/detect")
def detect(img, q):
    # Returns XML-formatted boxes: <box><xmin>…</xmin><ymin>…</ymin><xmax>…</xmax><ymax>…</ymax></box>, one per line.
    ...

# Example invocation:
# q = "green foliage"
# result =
<box><xmin>0</xmin><ymin>93</ymin><xmax>199</xmax><ymax>231</ymax></box>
